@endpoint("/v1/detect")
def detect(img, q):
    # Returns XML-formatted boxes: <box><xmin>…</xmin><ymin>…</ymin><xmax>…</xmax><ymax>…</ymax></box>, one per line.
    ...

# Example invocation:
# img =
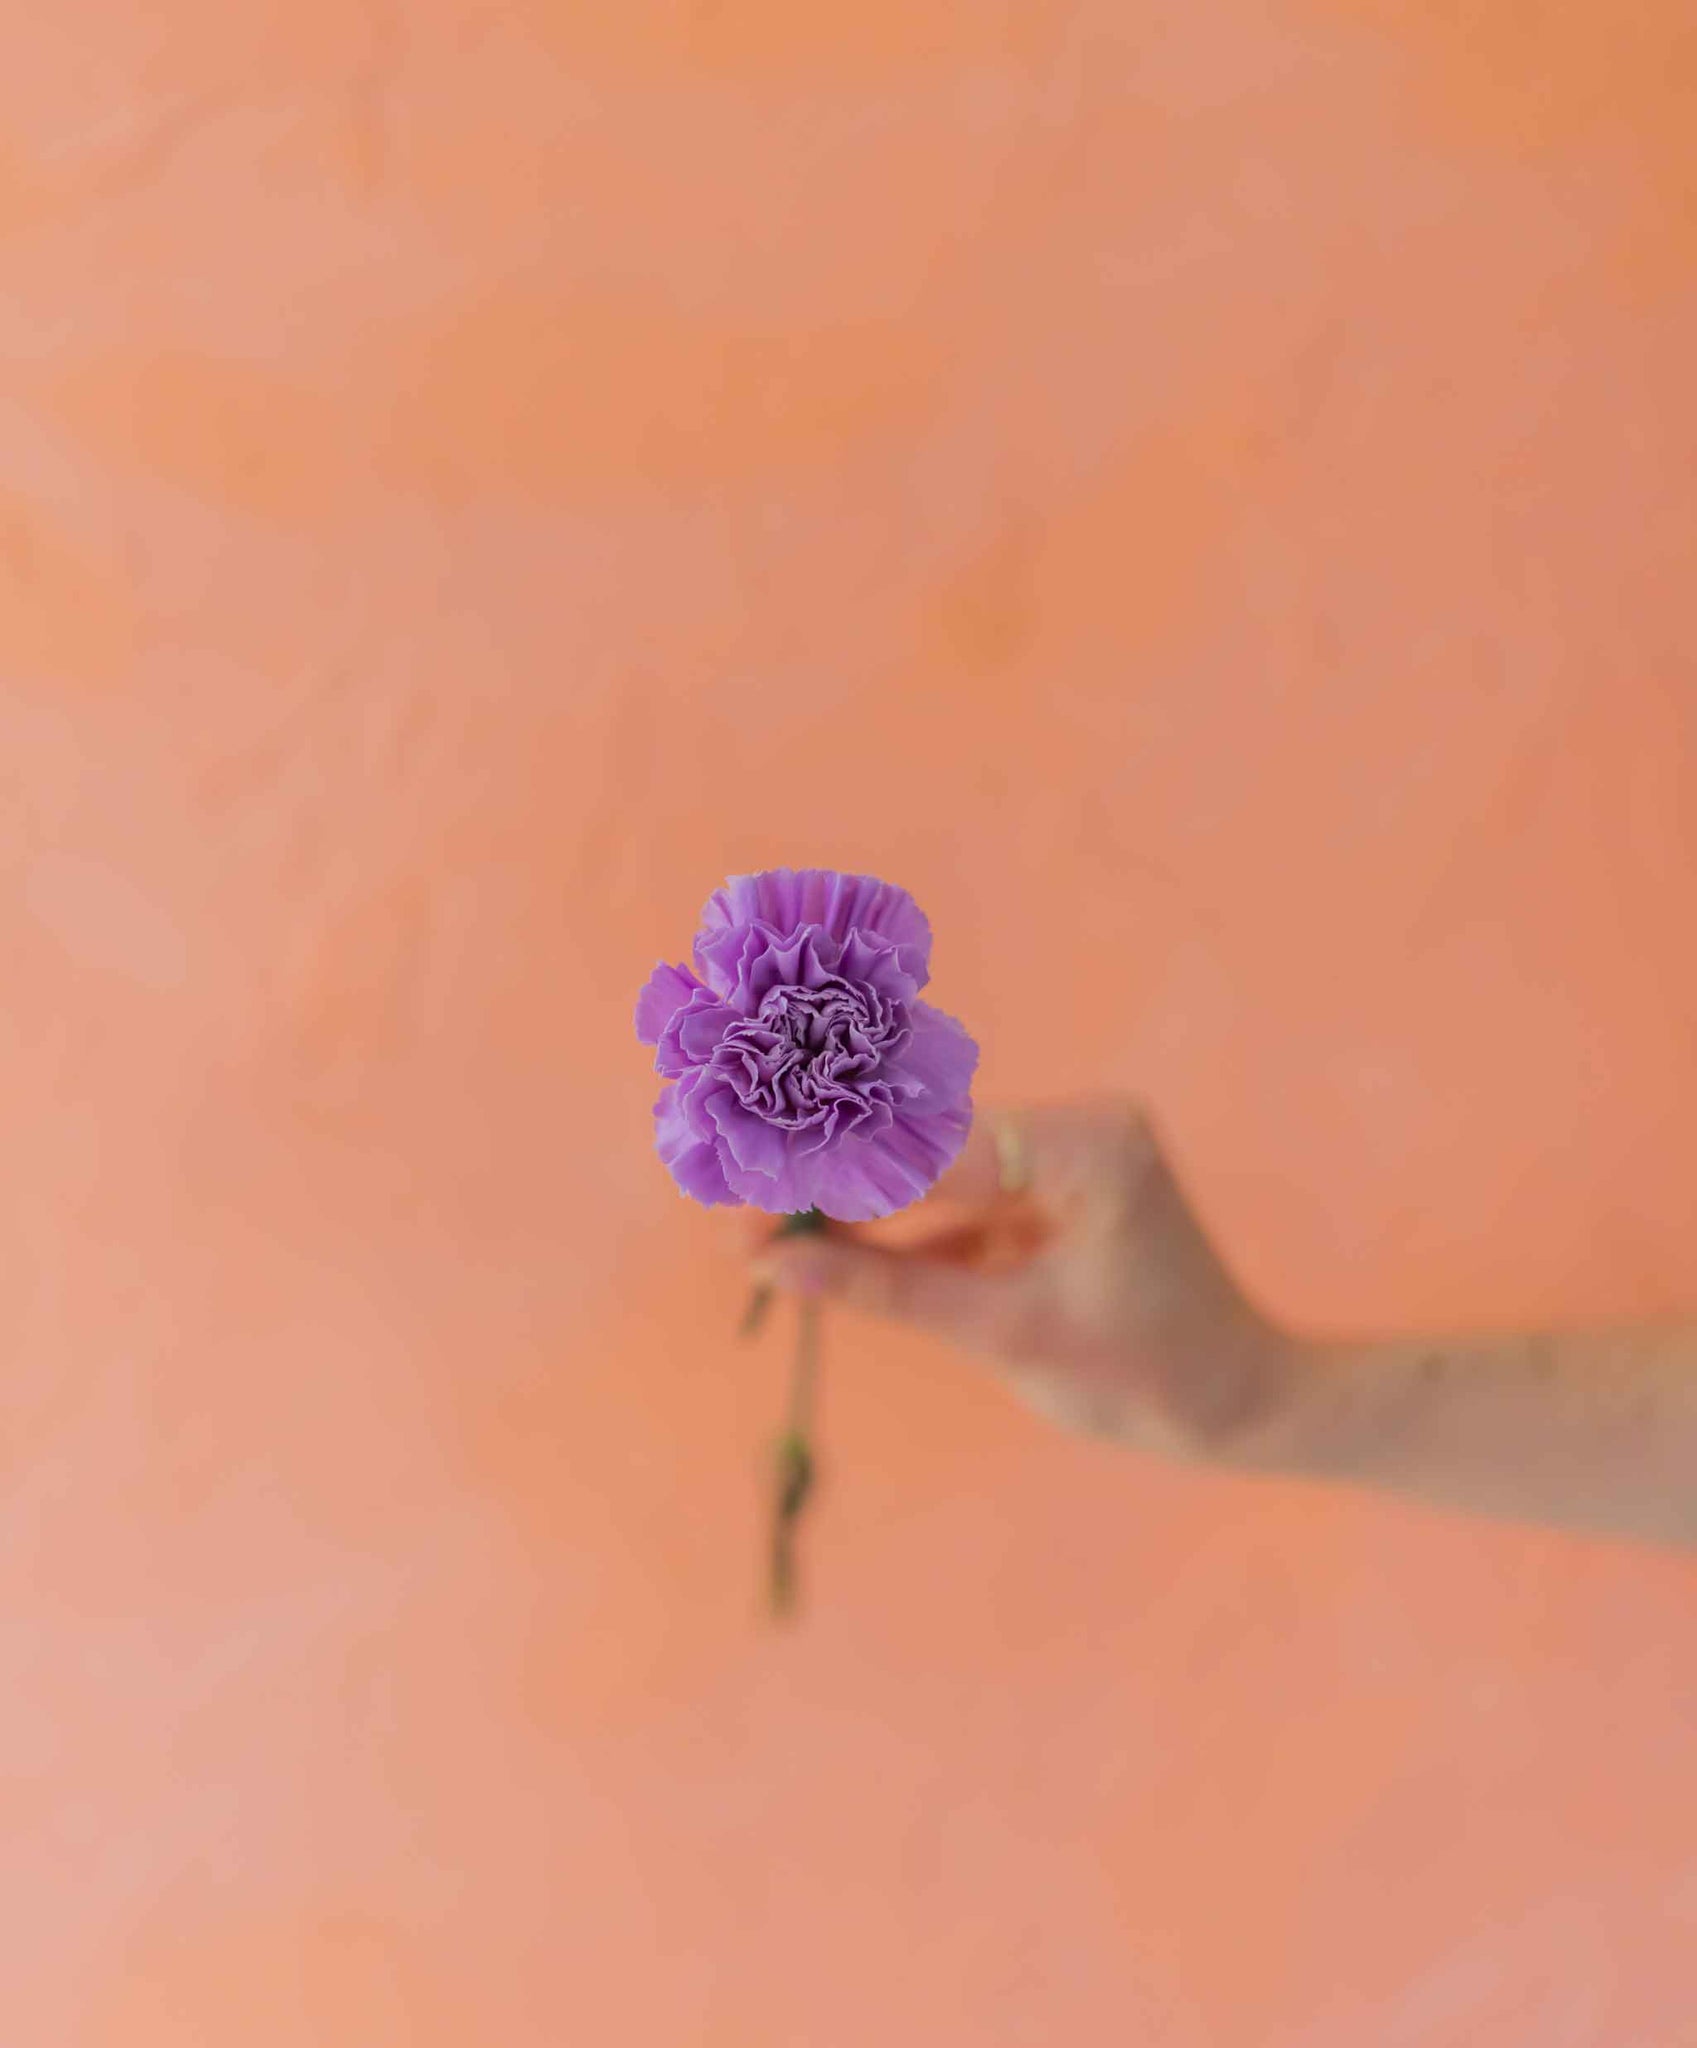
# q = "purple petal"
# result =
<box><xmin>743</xmin><ymin>928</ymin><xmax>838</xmax><ymax>1008</ymax></box>
<box><xmin>653</xmin><ymin>1084</ymin><xmax>738</xmax><ymax>1207</ymax></box>
<box><xmin>692</xmin><ymin>922</ymin><xmax>771</xmax><ymax>1008</ymax></box>
<box><xmin>655</xmin><ymin>990</ymin><xmax>732</xmax><ymax>1077</ymax></box>
<box><xmin>720</xmin><ymin>1151</ymin><xmax>826</xmax><ymax>1216</ymax></box>
<box><xmin>836</xmin><ymin>929</ymin><xmax>921</xmax><ymax>1007</ymax></box>
<box><xmin>676</xmin><ymin>1066</ymin><xmax>726</xmax><ymax>1142</ymax></box>
<box><xmin>805</xmin><ymin>1101</ymin><xmax>974</xmax><ymax>1222</ymax></box>
<box><xmin>698</xmin><ymin>869</ymin><xmax>932</xmax><ymax>985</ymax></box>
<box><xmin>890</xmin><ymin>1001</ymin><xmax>978</xmax><ymax>1108</ymax></box>
<box><xmin>785</xmin><ymin>1100</ymin><xmax>845</xmax><ymax>1157</ymax></box>
<box><xmin>703</xmin><ymin>1091</ymin><xmax>791</xmax><ymax>1179</ymax></box>
<box><xmin>635</xmin><ymin>961</ymin><xmax>704</xmax><ymax>1045</ymax></box>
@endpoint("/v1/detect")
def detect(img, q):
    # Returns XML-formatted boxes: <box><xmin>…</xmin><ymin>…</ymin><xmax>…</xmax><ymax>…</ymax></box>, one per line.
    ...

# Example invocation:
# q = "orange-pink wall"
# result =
<box><xmin>6</xmin><ymin>5</ymin><xmax>1697</xmax><ymax>2041</ymax></box>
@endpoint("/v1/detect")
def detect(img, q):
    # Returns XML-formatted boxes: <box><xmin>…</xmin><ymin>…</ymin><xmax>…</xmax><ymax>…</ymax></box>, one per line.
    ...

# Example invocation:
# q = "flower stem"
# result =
<box><xmin>747</xmin><ymin>1206</ymin><xmax>828</xmax><ymax>1620</ymax></box>
<box><xmin>770</xmin><ymin>1293</ymin><xmax>822</xmax><ymax>1620</ymax></box>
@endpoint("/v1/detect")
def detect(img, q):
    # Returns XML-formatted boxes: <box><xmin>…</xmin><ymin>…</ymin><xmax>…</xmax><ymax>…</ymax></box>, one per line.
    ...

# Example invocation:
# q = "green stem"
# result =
<box><xmin>769</xmin><ymin>1295</ymin><xmax>822</xmax><ymax>1619</ymax></box>
<box><xmin>790</xmin><ymin>1291</ymin><xmax>822</xmax><ymax>1439</ymax></box>
<box><xmin>736</xmin><ymin>1208</ymin><xmax>828</xmax><ymax>1618</ymax></box>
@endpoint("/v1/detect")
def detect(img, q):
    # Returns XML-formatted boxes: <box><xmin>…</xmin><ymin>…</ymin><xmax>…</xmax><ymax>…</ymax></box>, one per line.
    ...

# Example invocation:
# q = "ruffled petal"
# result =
<box><xmin>704</xmin><ymin>1089</ymin><xmax>791</xmax><ymax>1179</ymax></box>
<box><xmin>890</xmin><ymin>1001</ymin><xmax>978</xmax><ymax>1109</ymax></box>
<box><xmin>683</xmin><ymin>1067</ymin><xmax>741</xmax><ymax>1145</ymax></box>
<box><xmin>635</xmin><ymin>961</ymin><xmax>704</xmax><ymax>1044</ymax></box>
<box><xmin>698</xmin><ymin>869</ymin><xmax>932</xmax><ymax>985</ymax></box>
<box><xmin>692</xmin><ymin>922</ymin><xmax>770</xmax><ymax>1008</ymax></box>
<box><xmin>718</xmin><ymin>1142</ymin><xmax>825</xmax><ymax>1216</ymax></box>
<box><xmin>743</xmin><ymin>928</ymin><xmax>838</xmax><ymax>1009</ymax></box>
<box><xmin>653</xmin><ymin>1084</ymin><xmax>738</xmax><ymax>1206</ymax></box>
<box><xmin>655</xmin><ymin>990</ymin><xmax>733</xmax><ymax>1077</ymax></box>
<box><xmin>835</xmin><ymin>929</ymin><xmax>921</xmax><ymax>1007</ymax></box>
<box><xmin>804</xmin><ymin>1100</ymin><xmax>973</xmax><ymax>1222</ymax></box>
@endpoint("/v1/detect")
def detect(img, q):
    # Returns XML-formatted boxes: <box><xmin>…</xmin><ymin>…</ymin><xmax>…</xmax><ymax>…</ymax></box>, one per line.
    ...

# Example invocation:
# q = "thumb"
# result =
<box><xmin>755</xmin><ymin>1234</ymin><xmax>1019</xmax><ymax>1352</ymax></box>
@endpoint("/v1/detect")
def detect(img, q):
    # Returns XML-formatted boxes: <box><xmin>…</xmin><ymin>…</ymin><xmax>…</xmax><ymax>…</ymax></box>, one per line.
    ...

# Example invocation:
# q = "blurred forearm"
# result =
<box><xmin>1238</xmin><ymin>1318</ymin><xmax>1697</xmax><ymax>1547</ymax></box>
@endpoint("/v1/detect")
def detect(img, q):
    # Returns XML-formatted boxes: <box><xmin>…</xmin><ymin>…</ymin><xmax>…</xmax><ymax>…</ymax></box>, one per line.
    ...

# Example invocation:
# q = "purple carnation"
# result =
<box><xmin>635</xmin><ymin>869</ymin><xmax>978</xmax><ymax>1222</ymax></box>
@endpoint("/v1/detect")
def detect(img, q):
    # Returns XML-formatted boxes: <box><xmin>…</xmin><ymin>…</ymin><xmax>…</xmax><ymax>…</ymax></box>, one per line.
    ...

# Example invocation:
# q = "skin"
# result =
<box><xmin>752</xmin><ymin>1101</ymin><xmax>1697</xmax><ymax>1549</ymax></box>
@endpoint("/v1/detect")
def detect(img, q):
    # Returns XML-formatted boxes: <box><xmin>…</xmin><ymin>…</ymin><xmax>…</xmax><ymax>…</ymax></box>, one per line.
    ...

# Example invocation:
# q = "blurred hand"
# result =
<box><xmin>751</xmin><ymin>1101</ymin><xmax>1292</xmax><ymax>1461</ymax></box>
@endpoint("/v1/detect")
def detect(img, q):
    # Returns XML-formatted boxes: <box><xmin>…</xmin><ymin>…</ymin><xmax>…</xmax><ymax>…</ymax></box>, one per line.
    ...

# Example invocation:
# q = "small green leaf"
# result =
<box><xmin>739</xmin><ymin>1283</ymin><xmax>775</xmax><ymax>1341</ymax></box>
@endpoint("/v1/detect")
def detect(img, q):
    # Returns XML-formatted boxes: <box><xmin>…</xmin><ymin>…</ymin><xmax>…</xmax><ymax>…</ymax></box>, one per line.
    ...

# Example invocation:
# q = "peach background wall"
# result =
<box><xmin>6</xmin><ymin>4</ymin><xmax>1697</xmax><ymax>2042</ymax></box>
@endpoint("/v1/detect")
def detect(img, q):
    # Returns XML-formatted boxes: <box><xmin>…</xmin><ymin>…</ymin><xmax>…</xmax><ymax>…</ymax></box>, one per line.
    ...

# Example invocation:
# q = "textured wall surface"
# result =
<box><xmin>6</xmin><ymin>4</ymin><xmax>1697</xmax><ymax>2042</ymax></box>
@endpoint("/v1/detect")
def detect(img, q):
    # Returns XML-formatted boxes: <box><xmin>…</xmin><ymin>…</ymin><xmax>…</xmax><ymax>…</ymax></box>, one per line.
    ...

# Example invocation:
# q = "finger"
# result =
<box><xmin>753</xmin><ymin>1234</ymin><xmax>1025</xmax><ymax>1351</ymax></box>
<box><xmin>922</xmin><ymin>1114</ymin><xmax>1009</xmax><ymax>1211</ymax></box>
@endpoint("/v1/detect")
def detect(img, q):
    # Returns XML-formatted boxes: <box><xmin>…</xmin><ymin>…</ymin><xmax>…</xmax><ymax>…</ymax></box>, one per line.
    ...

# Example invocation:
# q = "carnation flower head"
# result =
<box><xmin>635</xmin><ymin>869</ymin><xmax>977</xmax><ymax>1223</ymax></box>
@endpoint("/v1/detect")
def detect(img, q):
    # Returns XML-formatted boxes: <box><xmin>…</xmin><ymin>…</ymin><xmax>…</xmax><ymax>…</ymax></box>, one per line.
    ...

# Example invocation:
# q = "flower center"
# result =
<box><xmin>770</xmin><ymin>985</ymin><xmax>860</xmax><ymax>1055</ymax></box>
<box><xmin>715</xmin><ymin>975</ymin><xmax>907</xmax><ymax>1130</ymax></box>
